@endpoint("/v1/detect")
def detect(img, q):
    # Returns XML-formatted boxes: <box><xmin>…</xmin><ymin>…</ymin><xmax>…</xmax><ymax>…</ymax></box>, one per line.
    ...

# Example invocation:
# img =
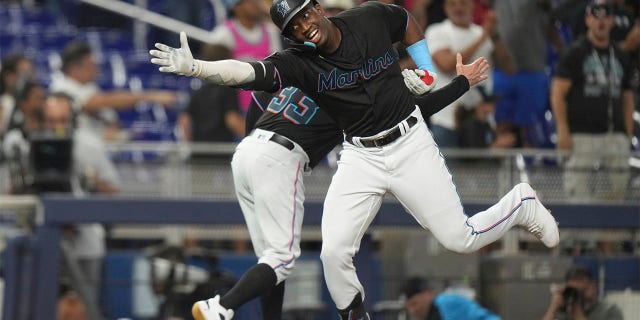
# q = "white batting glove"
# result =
<box><xmin>150</xmin><ymin>31</ymin><xmax>201</xmax><ymax>76</ymax></box>
<box><xmin>402</xmin><ymin>69</ymin><xmax>438</xmax><ymax>95</ymax></box>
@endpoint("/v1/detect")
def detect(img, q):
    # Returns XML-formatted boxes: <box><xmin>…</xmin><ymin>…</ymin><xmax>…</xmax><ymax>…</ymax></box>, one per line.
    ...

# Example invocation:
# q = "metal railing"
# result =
<box><xmin>98</xmin><ymin>142</ymin><xmax>640</xmax><ymax>203</ymax></box>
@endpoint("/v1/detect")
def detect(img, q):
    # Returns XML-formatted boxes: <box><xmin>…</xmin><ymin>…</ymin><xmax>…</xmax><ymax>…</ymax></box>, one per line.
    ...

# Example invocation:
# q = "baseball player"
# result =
<box><xmin>206</xmin><ymin>59</ymin><xmax>486</xmax><ymax>320</ymax></box>
<box><xmin>150</xmin><ymin>1</ymin><xmax>559</xmax><ymax>319</ymax></box>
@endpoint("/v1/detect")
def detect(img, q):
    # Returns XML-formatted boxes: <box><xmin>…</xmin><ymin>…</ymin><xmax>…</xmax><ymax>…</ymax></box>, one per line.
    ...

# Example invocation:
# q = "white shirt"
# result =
<box><xmin>49</xmin><ymin>75</ymin><xmax>118</xmax><ymax>134</ymax></box>
<box><xmin>426</xmin><ymin>19</ymin><xmax>494</xmax><ymax>129</ymax></box>
<box><xmin>68</xmin><ymin>127</ymin><xmax>120</xmax><ymax>259</ymax></box>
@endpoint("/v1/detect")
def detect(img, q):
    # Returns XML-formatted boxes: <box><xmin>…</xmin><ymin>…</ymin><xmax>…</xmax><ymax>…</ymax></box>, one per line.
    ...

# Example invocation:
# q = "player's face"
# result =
<box><xmin>287</xmin><ymin>4</ymin><xmax>331</xmax><ymax>48</ymax></box>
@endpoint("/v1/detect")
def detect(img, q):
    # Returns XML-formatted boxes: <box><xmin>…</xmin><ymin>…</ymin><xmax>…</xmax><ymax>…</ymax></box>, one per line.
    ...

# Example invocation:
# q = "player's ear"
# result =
<box><xmin>315</xmin><ymin>3</ymin><xmax>324</xmax><ymax>14</ymax></box>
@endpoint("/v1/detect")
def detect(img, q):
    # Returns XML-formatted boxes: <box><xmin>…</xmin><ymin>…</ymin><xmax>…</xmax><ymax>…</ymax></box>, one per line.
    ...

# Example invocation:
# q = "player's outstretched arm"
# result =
<box><xmin>149</xmin><ymin>32</ymin><xmax>255</xmax><ymax>86</ymax></box>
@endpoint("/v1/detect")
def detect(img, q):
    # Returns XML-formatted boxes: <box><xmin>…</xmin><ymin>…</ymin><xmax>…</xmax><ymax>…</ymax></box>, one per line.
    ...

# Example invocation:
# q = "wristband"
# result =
<box><xmin>406</xmin><ymin>39</ymin><xmax>435</xmax><ymax>73</ymax></box>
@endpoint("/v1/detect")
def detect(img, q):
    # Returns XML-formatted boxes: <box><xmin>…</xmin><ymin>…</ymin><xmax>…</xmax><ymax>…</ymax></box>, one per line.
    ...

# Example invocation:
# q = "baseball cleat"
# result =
<box><xmin>520</xmin><ymin>183</ymin><xmax>560</xmax><ymax>248</ymax></box>
<box><xmin>192</xmin><ymin>295</ymin><xmax>234</xmax><ymax>320</ymax></box>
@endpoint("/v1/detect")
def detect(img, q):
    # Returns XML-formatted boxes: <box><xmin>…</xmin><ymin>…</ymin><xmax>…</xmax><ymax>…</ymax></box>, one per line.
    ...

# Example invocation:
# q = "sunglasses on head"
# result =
<box><xmin>589</xmin><ymin>4</ymin><xmax>613</xmax><ymax>18</ymax></box>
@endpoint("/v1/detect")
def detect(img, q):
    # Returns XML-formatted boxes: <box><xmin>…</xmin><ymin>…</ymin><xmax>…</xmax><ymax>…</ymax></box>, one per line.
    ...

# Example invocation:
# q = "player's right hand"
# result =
<box><xmin>150</xmin><ymin>31</ymin><xmax>198</xmax><ymax>76</ymax></box>
<box><xmin>402</xmin><ymin>69</ymin><xmax>438</xmax><ymax>96</ymax></box>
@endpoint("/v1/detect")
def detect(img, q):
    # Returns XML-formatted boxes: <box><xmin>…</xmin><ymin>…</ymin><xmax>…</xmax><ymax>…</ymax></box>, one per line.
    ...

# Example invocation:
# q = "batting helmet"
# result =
<box><xmin>270</xmin><ymin>0</ymin><xmax>318</xmax><ymax>35</ymax></box>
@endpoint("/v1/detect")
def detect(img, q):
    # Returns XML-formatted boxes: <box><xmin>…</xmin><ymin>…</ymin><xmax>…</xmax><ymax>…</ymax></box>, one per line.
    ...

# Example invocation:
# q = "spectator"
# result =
<box><xmin>0</xmin><ymin>53</ymin><xmax>35</xmax><ymax>135</ymax></box>
<box><xmin>425</xmin><ymin>0</ymin><xmax>515</xmax><ymax>147</ymax></box>
<box><xmin>401</xmin><ymin>276</ymin><xmax>501</xmax><ymax>320</ymax></box>
<box><xmin>6</xmin><ymin>81</ymin><xmax>45</xmax><ymax>134</ymax></box>
<box><xmin>542</xmin><ymin>265</ymin><xmax>624</xmax><ymax>320</ymax></box>
<box><xmin>49</xmin><ymin>41</ymin><xmax>176</xmax><ymax>140</ymax></box>
<box><xmin>57</xmin><ymin>291</ymin><xmax>88</xmax><ymax>320</ymax></box>
<box><xmin>491</xmin><ymin>0</ymin><xmax>562</xmax><ymax>147</ymax></box>
<box><xmin>551</xmin><ymin>0</ymin><xmax>634</xmax><ymax>201</ymax></box>
<box><xmin>42</xmin><ymin>92</ymin><xmax>120</xmax><ymax>314</ymax></box>
<box><xmin>323</xmin><ymin>0</ymin><xmax>355</xmax><ymax>17</ymax></box>
<box><xmin>458</xmin><ymin>86</ymin><xmax>515</xmax><ymax>149</ymax></box>
<box><xmin>178</xmin><ymin>44</ymin><xmax>245</xmax><ymax>143</ymax></box>
<box><xmin>2</xmin><ymin>81</ymin><xmax>45</xmax><ymax>194</ymax></box>
<box><xmin>208</xmin><ymin>0</ymin><xmax>282</xmax><ymax>113</ymax></box>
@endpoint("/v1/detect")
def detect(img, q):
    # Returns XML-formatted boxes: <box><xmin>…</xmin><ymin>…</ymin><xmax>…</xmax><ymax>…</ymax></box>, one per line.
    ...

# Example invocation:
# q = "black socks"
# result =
<box><xmin>219</xmin><ymin>263</ymin><xmax>277</xmax><ymax>311</ymax></box>
<box><xmin>338</xmin><ymin>292</ymin><xmax>369</xmax><ymax>320</ymax></box>
<box><xmin>260</xmin><ymin>281</ymin><xmax>285</xmax><ymax>320</ymax></box>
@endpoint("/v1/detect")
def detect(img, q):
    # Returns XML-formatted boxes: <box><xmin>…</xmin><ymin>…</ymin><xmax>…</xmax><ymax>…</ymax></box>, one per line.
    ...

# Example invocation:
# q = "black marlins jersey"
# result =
<box><xmin>246</xmin><ymin>88</ymin><xmax>342</xmax><ymax>168</ymax></box>
<box><xmin>255</xmin><ymin>2</ymin><xmax>415</xmax><ymax>137</ymax></box>
<box><xmin>245</xmin><ymin>75</ymin><xmax>472</xmax><ymax>168</ymax></box>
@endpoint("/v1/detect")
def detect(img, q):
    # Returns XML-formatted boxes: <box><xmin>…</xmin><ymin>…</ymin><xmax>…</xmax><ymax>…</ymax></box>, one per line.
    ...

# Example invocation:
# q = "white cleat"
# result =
<box><xmin>192</xmin><ymin>295</ymin><xmax>234</xmax><ymax>320</ymax></box>
<box><xmin>519</xmin><ymin>183</ymin><xmax>560</xmax><ymax>248</ymax></box>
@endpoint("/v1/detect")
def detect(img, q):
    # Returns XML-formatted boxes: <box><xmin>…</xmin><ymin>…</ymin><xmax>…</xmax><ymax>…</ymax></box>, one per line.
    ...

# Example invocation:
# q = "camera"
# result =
<box><xmin>560</xmin><ymin>286</ymin><xmax>583</xmax><ymax>312</ymax></box>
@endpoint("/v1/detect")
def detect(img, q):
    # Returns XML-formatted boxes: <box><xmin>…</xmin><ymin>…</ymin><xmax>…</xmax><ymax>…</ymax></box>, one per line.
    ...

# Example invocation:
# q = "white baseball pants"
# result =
<box><xmin>320</xmin><ymin>107</ymin><xmax>543</xmax><ymax>309</ymax></box>
<box><xmin>231</xmin><ymin>129</ymin><xmax>309</xmax><ymax>284</ymax></box>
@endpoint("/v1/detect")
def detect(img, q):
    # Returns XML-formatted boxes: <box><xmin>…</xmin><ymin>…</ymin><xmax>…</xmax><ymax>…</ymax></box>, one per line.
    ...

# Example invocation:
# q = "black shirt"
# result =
<box><xmin>555</xmin><ymin>37</ymin><xmax>632</xmax><ymax>134</ymax></box>
<box><xmin>245</xmin><ymin>75</ymin><xmax>470</xmax><ymax>168</ymax></box>
<box><xmin>184</xmin><ymin>82</ymin><xmax>240</xmax><ymax>142</ymax></box>
<box><xmin>246</xmin><ymin>88</ymin><xmax>342</xmax><ymax>169</ymax></box>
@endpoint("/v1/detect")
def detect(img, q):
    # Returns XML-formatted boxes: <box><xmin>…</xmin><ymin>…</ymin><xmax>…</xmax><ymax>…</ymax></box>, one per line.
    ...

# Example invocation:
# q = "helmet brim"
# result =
<box><xmin>280</xmin><ymin>0</ymin><xmax>312</xmax><ymax>35</ymax></box>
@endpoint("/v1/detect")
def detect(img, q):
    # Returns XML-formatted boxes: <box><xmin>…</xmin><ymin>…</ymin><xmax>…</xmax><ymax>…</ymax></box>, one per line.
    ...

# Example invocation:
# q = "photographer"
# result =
<box><xmin>542</xmin><ymin>266</ymin><xmax>623</xmax><ymax>320</ymax></box>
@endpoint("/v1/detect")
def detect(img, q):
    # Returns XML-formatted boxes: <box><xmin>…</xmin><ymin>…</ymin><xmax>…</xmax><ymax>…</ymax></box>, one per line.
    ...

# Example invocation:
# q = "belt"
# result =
<box><xmin>251</xmin><ymin>130</ymin><xmax>295</xmax><ymax>151</ymax></box>
<box><xmin>348</xmin><ymin>116</ymin><xmax>418</xmax><ymax>148</ymax></box>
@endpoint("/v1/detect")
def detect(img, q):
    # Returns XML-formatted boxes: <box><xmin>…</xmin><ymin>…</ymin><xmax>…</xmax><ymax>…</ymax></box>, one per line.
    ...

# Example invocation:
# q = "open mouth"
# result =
<box><xmin>307</xmin><ymin>29</ymin><xmax>319</xmax><ymax>43</ymax></box>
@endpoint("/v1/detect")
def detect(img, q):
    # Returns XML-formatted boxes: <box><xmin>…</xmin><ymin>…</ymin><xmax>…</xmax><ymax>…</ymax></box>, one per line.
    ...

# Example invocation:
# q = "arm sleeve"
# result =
<box><xmin>415</xmin><ymin>75</ymin><xmax>470</xmax><ymax>118</ymax></box>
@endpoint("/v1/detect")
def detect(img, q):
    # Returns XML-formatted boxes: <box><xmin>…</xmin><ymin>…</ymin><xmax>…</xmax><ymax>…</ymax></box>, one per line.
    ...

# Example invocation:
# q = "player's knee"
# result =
<box><xmin>273</xmin><ymin>263</ymin><xmax>295</xmax><ymax>283</ymax></box>
<box><xmin>320</xmin><ymin>244</ymin><xmax>352</xmax><ymax>266</ymax></box>
<box><xmin>440</xmin><ymin>239</ymin><xmax>475</xmax><ymax>254</ymax></box>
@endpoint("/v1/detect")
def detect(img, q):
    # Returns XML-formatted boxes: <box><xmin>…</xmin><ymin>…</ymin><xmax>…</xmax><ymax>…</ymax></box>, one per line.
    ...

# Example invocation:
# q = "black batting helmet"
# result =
<box><xmin>270</xmin><ymin>0</ymin><xmax>318</xmax><ymax>35</ymax></box>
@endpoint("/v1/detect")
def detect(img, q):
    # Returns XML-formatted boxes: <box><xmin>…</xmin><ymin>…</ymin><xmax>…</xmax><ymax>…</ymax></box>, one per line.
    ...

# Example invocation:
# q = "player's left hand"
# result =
<box><xmin>455</xmin><ymin>53</ymin><xmax>489</xmax><ymax>86</ymax></box>
<box><xmin>150</xmin><ymin>31</ymin><xmax>198</xmax><ymax>76</ymax></box>
<box><xmin>402</xmin><ymin>69</ymin><xmax>438</xmax><ymax>95</ymax></box>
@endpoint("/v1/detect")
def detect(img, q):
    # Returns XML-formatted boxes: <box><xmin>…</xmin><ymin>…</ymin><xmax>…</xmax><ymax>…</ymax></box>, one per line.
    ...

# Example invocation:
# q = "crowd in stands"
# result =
<box><xmin>0</xmin><ymin>0</ymin><xmax>637</xmax><ymax>222</ymax></box>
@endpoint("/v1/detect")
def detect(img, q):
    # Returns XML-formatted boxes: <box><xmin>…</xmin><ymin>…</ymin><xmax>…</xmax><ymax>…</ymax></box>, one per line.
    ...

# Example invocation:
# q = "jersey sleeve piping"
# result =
<box><xmin>251</xmin><ymin>92</ymin><xmax>265</xmax><ymax>112</ymax></box>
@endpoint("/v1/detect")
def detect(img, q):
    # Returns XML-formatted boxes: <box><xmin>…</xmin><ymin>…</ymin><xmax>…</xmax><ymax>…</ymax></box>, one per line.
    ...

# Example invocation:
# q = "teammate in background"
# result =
<box><xmin>401</xmin><ymin>276</ymin><xmax>500</xmax><ymax>320</ymax></box>
<box><xmin>542</xmin><ymin>266</ymin><xmax>623</xmax><ymax>320</ymax></box>
<box><xmin>208</xmin><ymin>55</ymin><xmax>486</xmax><ymax>320</ymax></box>
<box><xmin>150</xmin><ymin>1</ymin><xmax>558</xmax><ymax>319</ymax></box>
<box><xmin>50</xmin><ymin>42</ymin><xmax>177</xmax><ymax>141</ymax></box>
<box><xmin>551</xmin><ymin>0</ymin><xmax>634</xmax><ymax>201</ymax></box>
<box><xmin>208</xmin><ymin>0</ymin><xmax>283</xmax><ymax>113</ymax></box>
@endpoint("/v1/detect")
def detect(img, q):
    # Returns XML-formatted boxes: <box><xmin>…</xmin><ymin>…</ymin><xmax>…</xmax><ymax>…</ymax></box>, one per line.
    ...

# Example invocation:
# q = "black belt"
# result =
<box><xmin>251</xmin><ymin>130</ymin><xmax>295</xmax><ymax>151</ymax></box>
<box><xmin>348</xmin><ymin>116</ymin><xmax>418</xmax><ymax>148</ymax></box>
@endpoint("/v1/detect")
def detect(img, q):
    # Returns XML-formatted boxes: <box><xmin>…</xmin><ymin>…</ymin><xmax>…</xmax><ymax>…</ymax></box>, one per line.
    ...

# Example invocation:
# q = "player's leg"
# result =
<box><xmin>259</xmin><ymin>281</ymin><xmax>285</xmax><ymax>320</ymax></box>
<box><xmin>389</xmin><ymin>116</ymin><xmax>558</xmax><ymax>252</ymax></box>
<box><xmin>193</xmin><ymin>138</ymin><xmax>307</xmax><ymax>320</ymax></box>
<box><xmin>320</xmin><ymin>143</ymin><xmax>387</xmax><ymax>319</ymax></box>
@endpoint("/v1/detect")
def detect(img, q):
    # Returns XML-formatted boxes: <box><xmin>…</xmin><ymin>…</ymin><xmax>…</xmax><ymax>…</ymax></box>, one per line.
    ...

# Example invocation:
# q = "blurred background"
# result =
<box><xmin>0</xmin><ymin>0</ymin><xmax>639</xmax><ymax>319</ymax></box>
